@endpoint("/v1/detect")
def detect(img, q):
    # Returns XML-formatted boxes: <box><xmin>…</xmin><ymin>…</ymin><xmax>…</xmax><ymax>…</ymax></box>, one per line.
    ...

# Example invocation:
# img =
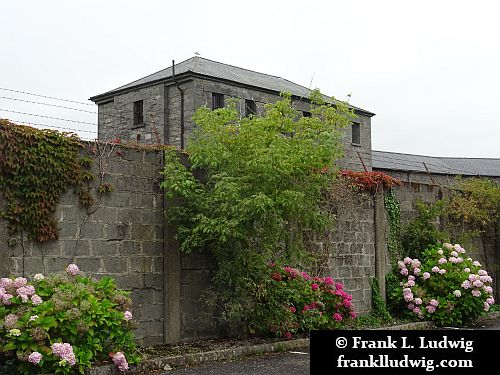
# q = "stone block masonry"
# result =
<box><xmin>1</xmin><ymin>142</ymin><xmax>496</xmax><ymax>345</ymax></box>
<box><xmin>2</xmin><ymin>144</ymin><xmax>165</xmax><ymax>346</ymax></box>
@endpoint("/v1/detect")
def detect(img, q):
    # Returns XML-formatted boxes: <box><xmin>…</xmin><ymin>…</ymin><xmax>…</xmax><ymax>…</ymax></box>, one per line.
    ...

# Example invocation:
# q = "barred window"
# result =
<box><xmin>212</xmin><ymin>93</ymin><xmax>225</xmax><ymax>110</ymax></box>
<box><xmin>133</xmin><ymin>100</ymin><xmax>144</xmax><ymax>126</ymax></box>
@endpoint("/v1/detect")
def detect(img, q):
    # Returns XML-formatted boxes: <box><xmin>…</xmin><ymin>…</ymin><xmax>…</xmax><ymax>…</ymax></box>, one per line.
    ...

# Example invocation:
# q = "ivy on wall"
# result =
<box><xmin>384</xmin><ymin>189</ymin><xmax>401</xmax><ymax>267</ymax></box>
<box><xmin>0</xmin><ymin>120</ymin><xmax>94</xmax><ymax>243</ymax></box>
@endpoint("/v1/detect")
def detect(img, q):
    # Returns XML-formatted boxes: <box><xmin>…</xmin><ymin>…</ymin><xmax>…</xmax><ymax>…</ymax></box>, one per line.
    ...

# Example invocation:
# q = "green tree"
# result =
<box><xmin>161</xmin><ymin>91</ymin><xmax>353</xmax><ymax>334</ymax></box>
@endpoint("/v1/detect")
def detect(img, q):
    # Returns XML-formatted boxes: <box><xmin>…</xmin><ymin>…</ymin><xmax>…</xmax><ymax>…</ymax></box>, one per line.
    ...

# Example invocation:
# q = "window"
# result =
<box><xmin>133</xmin><ymin>100</ymin><xmax>144</xmax><ymax>126</ymax></box>
<box><xmin>351</xmin><ymin>123</ymin><xmax>361</xmax><ymax>145</ymax></box>
<box><xmin>245</xmin><ymin>99</ymin><xmax>257</xmax><ymax>117</ymax></box>
<box><xmin>302</xmin><ymin>111</ymin><xmax>312</xmax><ymax>118</ymax></box>
<box><xmin>212</xmin><ymin>93</ymin><xmax>225</xmax><ymax>110</ymax></box>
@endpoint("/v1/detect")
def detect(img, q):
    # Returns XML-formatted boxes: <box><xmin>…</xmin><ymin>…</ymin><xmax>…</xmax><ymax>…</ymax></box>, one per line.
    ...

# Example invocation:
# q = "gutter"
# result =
<box><xmin>171</xmin><ymin>60</ymin><xmax>185</xmax><ymax>149</ymax></box>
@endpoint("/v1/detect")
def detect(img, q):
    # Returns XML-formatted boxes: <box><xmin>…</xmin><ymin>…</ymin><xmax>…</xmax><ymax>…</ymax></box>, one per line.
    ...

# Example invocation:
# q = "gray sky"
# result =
<box><xmin>1</xmin><ymin>0</ymin><xmax>499</xmax><ymax>158</ymax></box>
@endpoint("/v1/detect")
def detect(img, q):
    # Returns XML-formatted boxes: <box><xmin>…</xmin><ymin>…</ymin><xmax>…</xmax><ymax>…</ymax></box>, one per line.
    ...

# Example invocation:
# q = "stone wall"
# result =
<box><xmin>326</xmin><ymin>191</ymin><xmax>376</xmax><ymax>313</ymax></box>
<box><xmin>1</xmin><ymin>144</ymin><xmax>166</xmax><ymax>346</ymax></box>
<box><xmin>1</xmin><ymin>141</ymin><xmax>497</xmax><ymax>345</ymax></box>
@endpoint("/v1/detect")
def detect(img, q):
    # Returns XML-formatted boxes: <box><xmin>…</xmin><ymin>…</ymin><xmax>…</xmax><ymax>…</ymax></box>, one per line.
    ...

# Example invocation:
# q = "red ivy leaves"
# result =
<box><xmin>339</xmin><ymin>170</ymin><xmax>401</xmax><ymax>191</ymax></box>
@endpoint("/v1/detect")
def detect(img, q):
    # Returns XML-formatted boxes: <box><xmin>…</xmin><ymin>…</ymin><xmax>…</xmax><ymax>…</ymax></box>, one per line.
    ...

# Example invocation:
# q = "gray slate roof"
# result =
<box><xmin>90</xmin><ymin>57</ymin><xmax>373</xmax><ymax>115</ymax></box>
<box><xmin>372</xmin><ymin>150</ymin><xmax>500</xmax><ymax>177</ymax></box>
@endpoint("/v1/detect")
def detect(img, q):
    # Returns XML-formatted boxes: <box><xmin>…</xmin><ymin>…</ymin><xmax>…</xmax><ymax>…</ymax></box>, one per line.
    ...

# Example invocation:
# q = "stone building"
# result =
<box><xmin>90</xmin><ymin>56</ymin><xmax>375</xmax><ymax>171</ymax></box>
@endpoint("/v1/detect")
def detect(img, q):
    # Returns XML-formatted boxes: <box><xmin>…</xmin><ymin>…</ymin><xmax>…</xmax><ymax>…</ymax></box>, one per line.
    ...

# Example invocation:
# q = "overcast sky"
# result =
<box><xmin>1</xmin><ymin>0</ymin><xmax>499</xmax><ymax>158</ymax></box>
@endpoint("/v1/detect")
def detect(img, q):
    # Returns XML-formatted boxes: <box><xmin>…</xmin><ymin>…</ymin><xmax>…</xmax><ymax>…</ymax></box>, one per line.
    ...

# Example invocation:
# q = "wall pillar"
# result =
<box><xmin>374</xmin><ymin>185</ymin><xmax>387</xmax><ymax>302</ymax></box>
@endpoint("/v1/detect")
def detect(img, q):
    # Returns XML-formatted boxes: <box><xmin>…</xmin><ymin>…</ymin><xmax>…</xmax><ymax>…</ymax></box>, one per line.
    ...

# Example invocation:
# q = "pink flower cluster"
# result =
<box><xmin>51</xmin><ymin>343</ymin><xmax>76</xmax><ymax>366</ymax></box>
<box><xmin>124</xmin><ymin>311</ymin><xmax>133</xmax><ymax>321</ymax></box>
<box><xmin>0</xmin><ymin>277</ymin><xmax>42</xmax><ymax>306</ymax></box>
<box><xmin>66</xmin><ymin>264</ymin><xmax>80</xmax><ymax>276</ymax></box>
<box><xmin>112</xmin><ymin>352</ymin><xmax>129</xmax><ymax>372</ymax></box>
<box><xmin>28</xmin><ymin>351</ymin><xmax>43</xmax><ymax>365</ymax></box>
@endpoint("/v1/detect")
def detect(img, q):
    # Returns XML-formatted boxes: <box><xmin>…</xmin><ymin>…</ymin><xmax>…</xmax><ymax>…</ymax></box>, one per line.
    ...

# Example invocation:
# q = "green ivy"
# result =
<box><xmin>384</xmin><ymin>189</ymin><xmax>401</xmax><ymax>267</ymax></box>
<box><xmin>370</xmin><ymin>277</ymin><xmax>391</xmax><ymax>322</ymax></box>
<box><xmin>0</xmin><ymin>120</ymin><xmax>94</xmax><ymax>243</ymax></box>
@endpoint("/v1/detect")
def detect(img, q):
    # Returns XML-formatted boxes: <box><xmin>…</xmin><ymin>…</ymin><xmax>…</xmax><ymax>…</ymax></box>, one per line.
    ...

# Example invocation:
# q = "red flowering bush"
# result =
<box><xmin>249</xmin><ymin>264</ymin><xmax>357</xmax><ymax>338</ymax></box>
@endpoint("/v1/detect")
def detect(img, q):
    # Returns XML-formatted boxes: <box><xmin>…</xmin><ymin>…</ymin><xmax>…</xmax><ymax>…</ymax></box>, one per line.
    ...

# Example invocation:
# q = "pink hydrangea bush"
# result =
<box><xmin>0</xmin><ymin>265</ymin><xmax>140</xmax><ymax>374</ymax></box>
<box><xmin>250</xmin><ymin>264</ymin><xmax>357</xmax><ymax>338</ymax></box>
<box><xmin>391</xmin><ymin>243</ymin><xmax>495</xmax><ymax>326</ymax></box>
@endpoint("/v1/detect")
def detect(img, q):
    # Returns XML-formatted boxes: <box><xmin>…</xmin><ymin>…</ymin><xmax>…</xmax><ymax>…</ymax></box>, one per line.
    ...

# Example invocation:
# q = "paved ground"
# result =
<box><xmin>154</xmin><ymin>317</ymin><xmax>500</xmax><ymax>375</ymax></box>
<box><xmin>162</xmin><ymin>350</ymin><xmax>310</xmax><ymax>375</ymax></box>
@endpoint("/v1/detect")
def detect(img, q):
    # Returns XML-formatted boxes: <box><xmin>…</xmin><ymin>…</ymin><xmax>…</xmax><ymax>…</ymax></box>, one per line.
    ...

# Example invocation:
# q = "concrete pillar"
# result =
<box><xmin>374</xmin><ymin>185</ymin><xmax>387</xmax><ymax>302</ymax></box>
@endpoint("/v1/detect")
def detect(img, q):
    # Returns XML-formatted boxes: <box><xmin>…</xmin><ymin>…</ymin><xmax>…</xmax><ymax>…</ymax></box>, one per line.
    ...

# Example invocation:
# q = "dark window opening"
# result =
<box><xmin>245</xmin><ymin>99</ymin><xmax>257</xmax><ymax>117</ymax></box>
<box><xmin>212</xmin><ymin>93</ymin><xmax>225</xmax><ymax>110</ymax></box>
<box><xmin>302</xmin><ymin>111</ymin><xmax>312</xmax><ymax>118</ymax></box>
<box><xmin>133</xmin><ymin>100</ymin><xmax>144</xmax><ymax>126</ymax></box>
<box><xmin>352</xmin><ymin>123</ymin><xmax>361</xmax><ymax>145</ymax></box>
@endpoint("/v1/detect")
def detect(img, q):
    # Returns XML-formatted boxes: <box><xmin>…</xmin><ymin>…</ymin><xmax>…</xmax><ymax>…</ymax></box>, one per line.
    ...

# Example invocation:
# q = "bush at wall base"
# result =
<box><xmin>0</xmin><ymin>265</ymin><xmax>140</xmax><ymax>374</ymax></box>
<box><xmin>389</xmin><ymin>243</ymin><xmax>495</xmax><ymax>326</ymax></box>
<box><xmin>248</xmin><ymin>264</ymin><xmax>357</xmax><ymax>338</ymax></box>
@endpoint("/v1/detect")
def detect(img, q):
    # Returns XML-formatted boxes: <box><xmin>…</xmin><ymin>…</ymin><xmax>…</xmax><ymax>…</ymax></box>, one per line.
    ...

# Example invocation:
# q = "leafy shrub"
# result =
<box><xmin>401</xmin><ymin>200</ymin><xmax>448</xmax><ymax>260</ymax></box>
<box><xmin>249</xmin><ymin>264</ymin><xmax>357</xmax><ymax>338</ymax></box>
<box><xmin>389</xmin><ymin>243</ymin><xmax>494</xmax><ymax>326</ymax></box>
<box><xmin>0</xmin><ymin>265</ymin><xmax>140</xmax><ymax>374</ymax></box>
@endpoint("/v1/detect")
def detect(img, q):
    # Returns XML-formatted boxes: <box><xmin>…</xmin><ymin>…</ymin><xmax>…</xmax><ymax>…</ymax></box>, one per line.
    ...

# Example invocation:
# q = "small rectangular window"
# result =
<box><xmin>302</xmin><ymin>111</ymin><xmax>312</xmax><ymax>118</ymax></box>
<box><xmin>212</xmin><ymin>93</ymin><xmax>225</xmax><ymax>110</ymax></box>
<box><xmin>245</xmin><ymin>99</ymin><xmax>257</xmax><ymax>117</ymax></box>
<box><xmin>352</xmin><ymin>123</ymin><xmax>361</xmax><ymax>145</ymax></box>
<box><xmin>133</xmin><ymin>100</ymin><xmax>144</xmax><ymax>126</ymax></box>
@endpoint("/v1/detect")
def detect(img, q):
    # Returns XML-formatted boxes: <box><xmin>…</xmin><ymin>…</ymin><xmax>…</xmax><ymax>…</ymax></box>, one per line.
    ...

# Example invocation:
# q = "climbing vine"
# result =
<box><xmin>339</xmin><ymin>170</ymin><xmax>400</xmax><ymax>192</ymax></box>
<box><xmin>0</xmin><ymin>120</ymin><xmax>94</xmax><ymax>243</ymax></box>
<box><xmin>384</xmin><ymin>188</ymin><xmax>401</xmax><ymax>267</ymax></box>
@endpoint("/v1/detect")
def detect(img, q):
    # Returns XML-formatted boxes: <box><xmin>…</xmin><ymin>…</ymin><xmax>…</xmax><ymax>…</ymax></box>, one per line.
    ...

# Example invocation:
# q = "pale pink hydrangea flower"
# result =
<box><xmin>484</xmin><ymin>286</ymin><xmax>493</xmax><ymax>294</ymax></box>
<box><xmin>403</xmin><ymin>257</ymin><xmax>412</xmax><ymax>265</ymax></box>
<box><xmin>437</xmin><ymin>249</ymin><xmax>444</xmax><ymax>255</ymax></box>
<box><xmin>438</xmin><ymin>258</ymin><xmax>447</xmax><ymax>265</ymax></box>
<box><xmin>450</xmin><ymin>251</ymin><xmax>458</xmax><ymax>257</ymax></box>
<box><xmin>414</xmin><ymin>298</ymin><xmax>422</xmax><ymax>305</ymax></box>
<box><xmin>400</xmin><ymin>268</ymin><xmax>408</xmax><ymax>276</ymax></box>
<box><xmin>28</xmin><ymin>351</ymin><xmax>43</xmax><ymax>365</ymax></box>
<box><xmin>443</xmin><ymin>243</ymin><xmax>453</xmax><ymax>250</ymax></box>
<box><xmin>439</xmin><ymin>269</ymin><xmax>447</xmax><ymax>275</ymax></box>
<box><xmin>29</xmin><ymin>315</ymin><xmax>39</xmax><ymax>321</ymax></box>
<box><xmin>422</xmin><ymin>272</ymin><xmax>430</xmax><ymax>280</ymax></box>
<box><xmin>472</xmin><ymin>261</ymin><xmax>481</xmax><ymax>267</ymax></box>
<box><xmin>112</xmin><ymin>352</ymin><xmax>130</xmax><ymax>372</ymax></box>
<box><xmin>31</xmin><ymin>294</ymin><xmax>43</xmax><ymax>305</ymax></box>
<box><xmin>407</xmin><ymin>280</ymin><xmax>415</xmax><ymax>287</ymax></box>
<box><xmin>431</xmin><ymin>266</ymin><xmax>440</xmax><ymax>273</ymax></box>
<box><xmin>33</xmin><ymin>273</ymin><xmax>45</xmax><ymax>282</ymax></box>
<box><xmin>413</xmin><ymin>306</ymin><xmax>421</xmax><ymax>314</ymax></box>
<box><xmin>478</xmin><ymin>270</ymin><xmax>488</xmax><ymax>276</ymax></box>
<box><xmin>430</xmin><ymin>299</ymin><xmax>439</xmax><ymax>307</ymax></box>
<box><xmin>453</xmin><ymin>290</ymin><xmax>461</xmax><ymax>297</ymax></box>
<box><xmin>484</xmin><ymin>302</ymin><xmax>490</xmax><ymax>312</ymax></box>
<box><xmin>464</xmin><ymin>268</ymin><xmax>471</xmax><ymax>273</ymax></box>
<box><xmin>467</xmin><ymin>258</ymin><xmax>472</xmax><ymax>262</ymax></box>
<box><xmin>473</xmin><ymin>280</ymin><xmax>484</xmax><ymax>288</ymax></box>
<box><xmin>413</xmin><ymin>268</ymin><xmax>421</xmax><ymax>276</ymax></box>
<box><xmin>426</xmin><ymin>305</ymin><xmax>436</xmax><ymax>314</ymax></box>
<box><xmin>472</xmin><ymin>290</ymin><xmax>481</xmax><ymax>297</ymax></box>
<box><xmin>20</xmin><ymin>294</ymin><xmax>29</xmax><ymax>303</ymax></box>
<box><xmin>124</xmin><ymin>311</ymin><xmax>133</xmax><ymax>321</ymax></box>
<box><xmin>468</xmin><ymin>274</ymin><xmax>478</xmax><ymax>282</ymax></box>
<box><xmin>486</xmin><ymin>297</ymin><xmax>495</xmax><ymax>305</ymax></box>
<box><xmin>408</xmin><ymin>275</ymin><xmax>415</xmax><ymax>281</ymax></box>
<box><xmin>0</xmin><ymin>278</ymin><xmax>12</xmax><ymax>289</ymax></box>
<box><xmin>411</xmin><ymin>259</ymin><xmax>421</xmax><ymax>268</ymax></box>
<box><xmin>461</xmin><ymin>280</ymin><xmax>471</xmax><ymax>289</ymax></box>
<box><xmin>66</xmin><ymin>264</ymin><xmax>80</xmax><ymax>276</ymax></box>
<box><xmin>398</xmin><ymin>261</ymin><xmax>406</xmax><ymax>269</ymax></box>
<box><xmin>408</xmin><ymin>302</ymin><xmax>415</xmax><ymax>310</ymax></box>
<box><xmin>449</xmin><ymin>257</ymin><xmax>458</xmax><ymax>263</ymax></box>
<box><xmin>456</xmin><ymin>257</ymin><xmax>464</xmax><ymax>263</ymax></box>
<box><xmin>0</xmin><ymin>287</ymin><xmax>6</xmax><ymax>298</ymax></box>
<box><xmin>51</xmin><ymin>343</ymin><xmax>76</xmax><ymax>366</ymax></box>
<box><xmin>13</xmin><ymin>277</ymin><xmax>28</xmax><ymax>288</ymax></box>
<box><xmin>1</xmin><ymin>293</ymin><xmax>13</xmax><ymax>305</ymax></box>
